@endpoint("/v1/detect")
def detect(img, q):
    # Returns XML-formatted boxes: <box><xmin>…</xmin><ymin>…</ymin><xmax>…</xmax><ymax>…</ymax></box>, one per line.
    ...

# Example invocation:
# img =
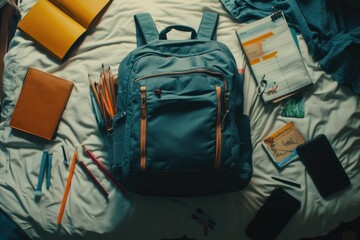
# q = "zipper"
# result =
<box><xmin>134</xmin><ymin>68</ymin><xmax>230</xmax><ymax>130</ymax></box>
<box><xmin>134</xmin><ymin>69</ymin><xmax>228</xmax><ymax>92</ymax></box>
<box><xmin>140</xmin><ymin>86</ymin><xmax>147</xmax><ymax>170</ymax></box>
<box><xmin>215</xmin><ymin>86</ymin><xmax>222</xmax><ymax>168</ymax></box>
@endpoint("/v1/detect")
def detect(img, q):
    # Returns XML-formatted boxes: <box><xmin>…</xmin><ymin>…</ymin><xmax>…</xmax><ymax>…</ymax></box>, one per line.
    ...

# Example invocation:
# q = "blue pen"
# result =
<box><xmin>35</xmin><ymin>149</ymin><xmax>48</xmax><ymax>197</ymax></box>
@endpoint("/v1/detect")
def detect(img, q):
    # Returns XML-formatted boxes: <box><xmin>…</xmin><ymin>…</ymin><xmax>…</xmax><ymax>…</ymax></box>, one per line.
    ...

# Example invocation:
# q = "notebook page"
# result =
<box><xmin>236</xmin><ymin>13</ymin><xmax>312</xmax><ymax>102</ymax></box>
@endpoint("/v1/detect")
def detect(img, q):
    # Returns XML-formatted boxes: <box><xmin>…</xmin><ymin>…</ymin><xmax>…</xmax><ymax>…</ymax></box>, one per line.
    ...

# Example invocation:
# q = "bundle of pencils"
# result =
<box><xmin>88</xmin><ymin>64</ymin><xmax>117</xmax><ymax>133</ymax></box>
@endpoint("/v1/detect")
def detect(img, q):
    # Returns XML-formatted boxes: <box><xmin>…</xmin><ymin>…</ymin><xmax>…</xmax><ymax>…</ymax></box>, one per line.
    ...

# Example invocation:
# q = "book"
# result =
<box><xmin>236</xmin><ymin>12</ymin><xmax>313</xmax><ymax>103</ymax></box>
<box><xmin>10</xmin><ymin>68</ymin><xmax>74</xmax><ymax>141</ymax></box>
<box><xmin>17</xmin><ymin>0</ymin><xmax>111</xmax><ymax>60</ymax></box>
<box><xmin>262</xmin><ymin>122</ymin><xmax>305</xmax><ymax>168</ymax></box>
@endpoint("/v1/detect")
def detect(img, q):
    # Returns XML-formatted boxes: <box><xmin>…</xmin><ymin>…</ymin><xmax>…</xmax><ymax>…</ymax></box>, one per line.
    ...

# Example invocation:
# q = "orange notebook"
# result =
<box><xmin>17</xmin><ymin>0</ymin><xmax>111</xmax><ymax>60</ymax></box>
<box><xmin>10</xmin><ymin>68</ymin><xmax>74</xmax><ymax>141</ymax></box>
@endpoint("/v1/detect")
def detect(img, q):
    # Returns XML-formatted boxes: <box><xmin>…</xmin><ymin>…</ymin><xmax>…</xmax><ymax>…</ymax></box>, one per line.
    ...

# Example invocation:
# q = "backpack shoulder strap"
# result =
<box><xmin>134</xmin><ymin>13</ymin><xmax>159</xmax><ymax>47</ymax></box>
<box><xmin>197</xmin><ymin>12</ymin><xmax>219</xmax><ymax>40</ymax></box>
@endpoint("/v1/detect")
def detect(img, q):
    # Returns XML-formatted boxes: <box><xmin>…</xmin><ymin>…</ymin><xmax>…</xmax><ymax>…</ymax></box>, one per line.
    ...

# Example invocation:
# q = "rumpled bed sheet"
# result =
<box><xmin>0</xmin><ymin>0</ymin><xmax>359</xmax><ymax>239</ymax></box>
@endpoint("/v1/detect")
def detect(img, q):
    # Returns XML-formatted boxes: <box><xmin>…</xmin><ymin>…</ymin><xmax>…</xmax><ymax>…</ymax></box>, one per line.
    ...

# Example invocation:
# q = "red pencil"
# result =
<box><xmin>81</xmin><ymin>145</ymin><xmax>128</xmax><ymax>197</ymax></box>
<box><xmin>78</xmin><ymin>160</ymin><xmax>109</xmax><ymax>198</ymax></box>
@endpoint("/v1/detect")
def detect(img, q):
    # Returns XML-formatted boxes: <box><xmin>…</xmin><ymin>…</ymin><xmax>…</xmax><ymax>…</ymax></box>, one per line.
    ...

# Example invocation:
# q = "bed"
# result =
<box><xmin>0</xmin><ymin>0</ymin><xmax>359</xmax><ymax>239</ymax></box>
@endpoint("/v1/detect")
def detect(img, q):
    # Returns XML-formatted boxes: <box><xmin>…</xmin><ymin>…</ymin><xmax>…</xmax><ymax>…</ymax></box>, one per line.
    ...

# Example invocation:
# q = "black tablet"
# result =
<box><xmin>296</xmin><ymin>134</ymin><xmax>351</xmax><ymax>198</ymax></box>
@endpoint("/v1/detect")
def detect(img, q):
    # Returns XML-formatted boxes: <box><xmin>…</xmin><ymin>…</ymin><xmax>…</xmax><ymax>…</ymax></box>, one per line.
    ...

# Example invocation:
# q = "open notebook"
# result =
<box><xmin>236</xmin><ymin>12</ymin><xmax>313</xmax><ymax>103</ymax></box>
<box><xmin>17</xmin><ymin>0</ymin><xmax>110</xmax><ymax>60</ymax></box>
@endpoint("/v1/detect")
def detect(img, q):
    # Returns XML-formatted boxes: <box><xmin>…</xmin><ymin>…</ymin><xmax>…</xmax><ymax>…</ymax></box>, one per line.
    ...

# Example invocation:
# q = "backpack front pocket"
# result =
<box><xmin>135</xmin><ymin>71</ymin><xmax>226</xmax><ymax>171</ymax></box>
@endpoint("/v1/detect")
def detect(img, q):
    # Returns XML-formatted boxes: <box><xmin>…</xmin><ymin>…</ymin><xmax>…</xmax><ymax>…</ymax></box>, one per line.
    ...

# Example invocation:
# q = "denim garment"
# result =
<box><xmin>221</xmin><ymin>0</ymin><xmax>360</xmax><ymax>94</ymax></box>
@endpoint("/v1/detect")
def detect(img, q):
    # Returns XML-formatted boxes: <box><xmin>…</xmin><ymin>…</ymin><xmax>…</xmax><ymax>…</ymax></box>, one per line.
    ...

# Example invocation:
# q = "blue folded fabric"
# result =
<box><xmin>221</xmin><ymin>0</ymin><xmax>360</xmax><ymax>94</ymax></box>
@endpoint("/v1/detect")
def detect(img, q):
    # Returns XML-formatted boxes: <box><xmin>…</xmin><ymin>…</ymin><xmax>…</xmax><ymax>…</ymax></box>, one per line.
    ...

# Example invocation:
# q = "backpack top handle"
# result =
<box><xmin>159</xmin><ymin>25</ymin><xmax>197</xmax><ymax>40</ymax></box>
<box><xmin>134</xmin><ymin>12</ymin><xmax>219</xmax><ymax>47</ymax></box>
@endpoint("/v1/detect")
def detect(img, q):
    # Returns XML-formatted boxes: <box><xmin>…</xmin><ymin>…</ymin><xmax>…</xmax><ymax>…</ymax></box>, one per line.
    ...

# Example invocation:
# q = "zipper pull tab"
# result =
<box><xmin>221</xmin><ymin>91</ymin><xmax>230</xmax><ymax>130</ymax></box>
<box><xmin>221</xmin><ymin>110</ymin><xmax>229</xmax><ymax>130</ymax></box>
<box><xmin>154</xmin><ymin>89</ymin><xmax>162</xmax><ymax>98</ymax></box>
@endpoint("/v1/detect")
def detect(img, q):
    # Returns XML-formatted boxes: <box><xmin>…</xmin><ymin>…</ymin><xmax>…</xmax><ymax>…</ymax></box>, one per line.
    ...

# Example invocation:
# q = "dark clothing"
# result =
<box><xmin>221</xmin><ymin>0</ymin><xmax>360</xmax><ymax>94</ymax></box>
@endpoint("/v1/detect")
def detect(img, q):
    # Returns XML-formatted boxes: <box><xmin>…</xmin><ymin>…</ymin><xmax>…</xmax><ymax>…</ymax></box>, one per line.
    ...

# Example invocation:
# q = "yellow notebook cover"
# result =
<box><xmin>17</xmin><ymin>0</ymin><xmax>111</xmax><ymax>60</ymax></box>
<box><xmin>10</xmin><ymin>68</ymin><xmax>74</xmax><ymax>141</ymax></box>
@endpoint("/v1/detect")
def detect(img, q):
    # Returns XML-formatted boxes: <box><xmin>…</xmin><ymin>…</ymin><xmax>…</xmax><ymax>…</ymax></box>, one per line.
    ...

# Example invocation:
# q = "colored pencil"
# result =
<box><xmin>78</xmin><ymin>160</ymin><xmax>109</xmax><ymax>198</ymax></box>
<box><xmin>57</xmin><ymin>148</ymin><xmax>78</xmax><ymax>224</ymax></box>
<box><xmin>81</xmin><ymin>145</ymin><xmax>128</xmax><ymax>197</ymax></box>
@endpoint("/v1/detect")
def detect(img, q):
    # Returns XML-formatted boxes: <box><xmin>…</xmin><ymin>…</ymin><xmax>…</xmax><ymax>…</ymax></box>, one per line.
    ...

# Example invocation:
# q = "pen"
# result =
<box><xmin>61</xmin><ymin>145</ymin><xmax>69</xmax><ymax>167</ymax></box>
<box><xmin>78</xmin><ymin>160</ymin><xmax>109</xmax><ymax>198</ymax></box>
<box><xmin>46</xmin><ymin>150</ymin><xmax>53</xmax><ymax>190</ymax></box>
<box><xmin>57</xmin><ymin>148</ymin><xmax>78</xmax><ymax>224</ymax></box>
<box><xmin>271</xmin><ymin>176</ymin><xmax>301</xmax><ymax>189</ymax></box>
<box><xmin>81</xmin><ymin>145</ymin><xmax>128</xmax><ymax>197</ymax></box>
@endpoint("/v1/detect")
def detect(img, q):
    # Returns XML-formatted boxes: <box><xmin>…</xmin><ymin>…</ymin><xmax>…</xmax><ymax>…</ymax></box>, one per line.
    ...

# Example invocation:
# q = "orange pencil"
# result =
<box><xmin>98</xmin><ymin>86</ymin><xmax>112</xmax><ymax>132</ymax></box>
<box><xmin>88</xmin><ymin>75</ymin><xmax>102</xmax><ymax>109</ymax></box>
<box><xmin>101</xmin><ymin>98</ymin><xmax>112</xmax><ymax>133</ymax></box>
<box><xmin>57</xmin><ymin>148</ymin><xmax>78</xmax><ymax>224</ymax></box>
<box><xmin>100</xmin><ymin>71</ymin><xmax>114</xmax><ymax>117</ymax></box>
<box><xmin>98</xmin><ymin>84</ymin><xmax>114</xmax><ymax>118</ymax></box>
<box><xmin>102</xmin><ymin>65</ymin><xmax>115</xmax><ymax>109</ymax></box>
<box><xmin>108</xmin><ymin>66</ymin><xmax>117</xmax><ymax>112</ymax></box>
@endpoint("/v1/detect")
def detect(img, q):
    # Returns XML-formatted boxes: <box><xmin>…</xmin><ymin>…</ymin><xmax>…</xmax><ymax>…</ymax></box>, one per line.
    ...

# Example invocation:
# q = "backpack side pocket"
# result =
<box><xmin>112</xmin><ymin>112</ymin><xmax>127</xmax><ymax>177</ymax></box>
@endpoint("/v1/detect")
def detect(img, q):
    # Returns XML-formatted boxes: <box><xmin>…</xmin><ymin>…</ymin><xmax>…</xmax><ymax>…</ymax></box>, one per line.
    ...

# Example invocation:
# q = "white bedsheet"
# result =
<box><xmin>0</xmin><ymin>0</ymin><xmax>359</xmax><ymax>239</ymax></box>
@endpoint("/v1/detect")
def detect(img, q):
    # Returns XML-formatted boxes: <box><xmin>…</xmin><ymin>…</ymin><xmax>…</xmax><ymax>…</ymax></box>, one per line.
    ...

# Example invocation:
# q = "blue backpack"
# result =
<box><xmin>112</xmin><ymin>12</ymin><xmax>253</xmax><ymax>196</ymax></box>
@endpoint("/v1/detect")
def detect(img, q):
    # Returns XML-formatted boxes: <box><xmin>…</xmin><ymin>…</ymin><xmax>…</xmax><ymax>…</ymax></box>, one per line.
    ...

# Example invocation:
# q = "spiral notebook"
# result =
<box><xmin>236</xmin><ymin>12</ymin><xmax>313</xmax><ymax>103</ymax></box>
